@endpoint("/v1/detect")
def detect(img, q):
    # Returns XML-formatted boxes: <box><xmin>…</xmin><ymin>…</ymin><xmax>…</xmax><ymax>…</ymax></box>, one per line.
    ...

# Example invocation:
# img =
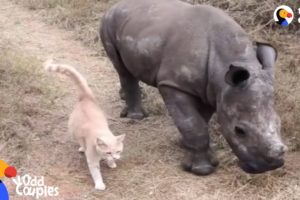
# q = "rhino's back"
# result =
<box><xmin>102</xmin><ymin>0</ymin><xmax>250</xmax><ymax>102</ymax></box>
<box><xmin>101</xmin><ymin>0</ymin><xmax>192</xmax><ymax>84</ymax></box>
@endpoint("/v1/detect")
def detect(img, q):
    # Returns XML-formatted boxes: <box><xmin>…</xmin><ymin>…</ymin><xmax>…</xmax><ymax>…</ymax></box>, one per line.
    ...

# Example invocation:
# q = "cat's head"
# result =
<box><xmin>95</xmin><ymin>134</ymin><xmax>125</xmax><ymax>160</ymax></box>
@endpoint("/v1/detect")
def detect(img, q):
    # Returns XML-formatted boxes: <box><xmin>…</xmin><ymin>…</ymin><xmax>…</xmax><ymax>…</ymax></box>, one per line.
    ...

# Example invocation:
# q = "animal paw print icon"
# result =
<box><xmin>0</xmin><ymin>160</ymin><xmax>17</xmax><ymax>200</ymax></box>
<box><xmin>274</xmin><ymin>5</ymin><xmax>294</xmax><ymax>26</ymax></box>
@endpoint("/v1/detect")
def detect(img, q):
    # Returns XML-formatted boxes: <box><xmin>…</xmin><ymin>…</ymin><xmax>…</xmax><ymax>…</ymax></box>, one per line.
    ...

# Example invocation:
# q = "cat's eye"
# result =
<box><xmin>116</xmin><ymin>151</ymin><xmax>121</xmax><ymax>154</ymax></box>
<box><xmin>106</xmin><ymin>152</ymin><xmax>112</xmax><ymax>155</ymax></box>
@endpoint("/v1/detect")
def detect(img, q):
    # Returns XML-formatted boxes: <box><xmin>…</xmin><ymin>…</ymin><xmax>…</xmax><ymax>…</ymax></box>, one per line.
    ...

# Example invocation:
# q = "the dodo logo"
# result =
<box><xmin>0</xmin><ymin>160</ymin><xmax>17</xmax><ymax>200</ymax></box>
<box><xmin>274</xmin><ymin>5</ymin><xmax>294</xmax><ymax>26</ymax></box>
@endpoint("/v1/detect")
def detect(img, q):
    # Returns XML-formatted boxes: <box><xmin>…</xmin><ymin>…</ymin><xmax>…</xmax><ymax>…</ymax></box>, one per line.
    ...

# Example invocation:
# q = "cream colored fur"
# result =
<box><xmin>44</xmin><ymin>59</ymin><xmax>125</xmax><ymax>190</ymax></box>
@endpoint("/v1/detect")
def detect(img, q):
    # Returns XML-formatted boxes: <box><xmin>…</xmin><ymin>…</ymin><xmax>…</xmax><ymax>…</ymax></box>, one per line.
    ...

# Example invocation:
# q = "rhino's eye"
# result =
<box><xmin>235</xmin><ymin>126</ymin><xmax>246</xmax><ymax>137</ymax></box>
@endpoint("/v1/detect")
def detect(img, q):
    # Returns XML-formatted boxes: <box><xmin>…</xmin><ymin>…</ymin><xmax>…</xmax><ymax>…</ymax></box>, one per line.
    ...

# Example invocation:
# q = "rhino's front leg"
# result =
<box><xmin>159</xmin><ymin>86</ymin><xmax>219</xmax><ymax>175</ymax></box>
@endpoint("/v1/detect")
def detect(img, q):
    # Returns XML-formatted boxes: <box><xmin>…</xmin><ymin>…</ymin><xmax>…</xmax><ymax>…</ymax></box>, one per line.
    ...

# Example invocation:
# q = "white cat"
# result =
<box><xmin>44</xmin><ymin>59</ymin><xmax>125</xmax><ymax>190</ymax></box>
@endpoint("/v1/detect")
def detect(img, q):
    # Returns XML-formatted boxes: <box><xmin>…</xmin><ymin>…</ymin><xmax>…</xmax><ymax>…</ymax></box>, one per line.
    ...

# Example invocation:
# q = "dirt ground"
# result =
<box><xmin>1</xmin><ymin>0</ymin><xmax>300</xmax><ymax>199</ymax></box>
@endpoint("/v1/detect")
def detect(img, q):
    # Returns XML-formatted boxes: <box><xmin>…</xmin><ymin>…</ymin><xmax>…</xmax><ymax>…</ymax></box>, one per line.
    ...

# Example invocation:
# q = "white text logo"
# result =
<box><xmin>12</xmin><ymin>174</ymin><xmax>59</xmax><ymax>199</ymax></box>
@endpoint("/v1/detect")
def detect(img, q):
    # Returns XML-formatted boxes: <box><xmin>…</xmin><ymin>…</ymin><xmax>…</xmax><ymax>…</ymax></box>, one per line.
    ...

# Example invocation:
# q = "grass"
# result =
<box><xmin>13</xmin><ymin>0</ymin><xmax>118</xmax><ymax>49</ymax></box>
<box><xmin>2</xmin><ymin>1</ymin><xmax>300</xmax><ymax>199</ymax></box>
<box><xmin>0</xmin><ymin>41</ymin><xmax>65</xmax><ymax>167</ymax></box>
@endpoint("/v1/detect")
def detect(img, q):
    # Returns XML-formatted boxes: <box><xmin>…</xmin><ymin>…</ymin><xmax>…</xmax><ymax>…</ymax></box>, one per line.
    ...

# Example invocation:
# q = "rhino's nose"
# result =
<box><xmin>269</xmin><ymin>144</ymin><xmax>287</xmax><ymax>158</ymax></box>
<box><xmin>277</xmin><ymin>145</ymin><xmax>286</xmax><ymax>157</ymax></box>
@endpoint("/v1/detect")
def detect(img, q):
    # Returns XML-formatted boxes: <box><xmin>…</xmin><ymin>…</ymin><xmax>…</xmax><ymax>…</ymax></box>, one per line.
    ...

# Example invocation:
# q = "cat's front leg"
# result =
<box><xmin>86</xmin><ymin>154</ymin><xmax>106</xmax><ymax>190</ymax></box>
<box><xmin>95</xmin><ymin>181</ymin><xmax>106</xmax><ymax>190</ymax></box>
<box><xmin>87</xmin><ymin>159</ymin><xmax>106</xmax><ymax>190</ymax></box>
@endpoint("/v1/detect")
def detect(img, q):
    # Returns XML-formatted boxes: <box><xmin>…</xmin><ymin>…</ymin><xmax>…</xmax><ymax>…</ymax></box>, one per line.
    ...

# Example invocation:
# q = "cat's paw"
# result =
<box><xmin>106</xmin><ymin>160</ymin><xmax>117</xmax><ymax>169</ymax></box>
<box><xmin>78</xmin><ymin>147</ymin><xmax>85</xmax><ymax>153</ymax></box>
<box><xmin>107</xmin><ymin>162</ymin><xmax>117</xmax><ymax>169</ymax></box>
<box><xmin>95</xmin><ymin>182</ymin><xmax>106</xmax><ymax>190</ymax></box>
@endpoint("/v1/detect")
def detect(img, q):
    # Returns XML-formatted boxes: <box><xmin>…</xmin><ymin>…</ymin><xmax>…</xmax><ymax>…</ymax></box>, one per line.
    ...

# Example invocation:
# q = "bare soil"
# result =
<box><xmin>0</xmin><ymin>0</ymin><xmax>300</xmax><ymax>200</ymax></box>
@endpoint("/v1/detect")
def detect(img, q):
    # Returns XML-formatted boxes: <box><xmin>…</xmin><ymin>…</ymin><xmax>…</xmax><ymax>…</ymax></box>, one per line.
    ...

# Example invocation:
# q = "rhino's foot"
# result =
<box><xmin>182</xmin><ymin>151</ymin><xmax>219</xmax><ymax>176</ymax></box>
<box><xmin>120</xmin><ymin>106</ymin><xmax>147</xmax><ymax>120</ymax></box>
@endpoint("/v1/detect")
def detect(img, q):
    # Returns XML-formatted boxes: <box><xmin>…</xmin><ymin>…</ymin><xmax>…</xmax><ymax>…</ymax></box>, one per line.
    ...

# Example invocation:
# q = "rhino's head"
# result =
<box><xmin>217</xmin><ymin>43</ymin><xmax>287</xmax><ymax>174</ymax></box>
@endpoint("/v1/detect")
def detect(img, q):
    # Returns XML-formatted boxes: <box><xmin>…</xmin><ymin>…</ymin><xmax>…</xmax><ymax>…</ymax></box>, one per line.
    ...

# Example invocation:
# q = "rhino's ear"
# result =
<box><xmin>225</xmin><ymin>65</ymin><xmax>250</xmax><ymax>87</ymax></box>
<box><xmin>256</xmin><ymin>42</ymin><xmax>277</xmax><ymax>71</ymax></box>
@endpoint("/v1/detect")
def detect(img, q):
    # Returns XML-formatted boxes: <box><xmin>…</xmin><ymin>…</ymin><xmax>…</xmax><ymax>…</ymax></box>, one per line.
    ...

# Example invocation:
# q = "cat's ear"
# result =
<box><xmin>96</xmin><ymin>137</ymin><xmax>108</xmax><ymax>148</ymax></box>
<box><xmin>116</xmin><ymin>134</ymin><xmax>125</xmax><ymax>143</ymax></box>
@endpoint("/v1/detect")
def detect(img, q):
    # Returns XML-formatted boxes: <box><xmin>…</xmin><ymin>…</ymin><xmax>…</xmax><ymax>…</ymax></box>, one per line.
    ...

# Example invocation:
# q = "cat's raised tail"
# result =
<box><xmin>44</xmin><ymin>59</ymin><xmax>95</xmax><ymax>101</ymax></box>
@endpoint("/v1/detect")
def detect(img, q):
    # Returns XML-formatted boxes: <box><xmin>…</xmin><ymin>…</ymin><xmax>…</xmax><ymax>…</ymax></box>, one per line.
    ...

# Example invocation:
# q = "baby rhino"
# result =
<box><xmin>100</xmin><ymin>0</ymin><xmax>287</xmax><ymax>175</ymax></box>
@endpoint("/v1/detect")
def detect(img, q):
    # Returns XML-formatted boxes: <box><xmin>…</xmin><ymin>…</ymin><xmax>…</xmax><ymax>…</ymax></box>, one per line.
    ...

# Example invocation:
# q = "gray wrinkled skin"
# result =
<box><xmin>100</xmin><ymin>0</ymin><xmax>287</xmax><ymax>175</ymax></box>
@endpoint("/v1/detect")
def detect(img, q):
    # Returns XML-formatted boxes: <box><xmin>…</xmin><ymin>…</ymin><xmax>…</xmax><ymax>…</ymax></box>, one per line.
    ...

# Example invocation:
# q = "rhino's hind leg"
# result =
<box><xmin>119</xmin><ymin>86</ymin><xmax>146</xmax><ymax>100</ymax></box>
<box><xmin>159</xmin><ymin>86</ymin><xmax>218</xmax><ymax>175</ymax></box>
<box><xmin>118</xmin><ymin>73</ymin><xmax>147</xmax><ymax>120</ymax></box>
<box><xmin>101</xmin><ymin>38</ymin><xmax>146</xmax><ymax>120</ymax></box>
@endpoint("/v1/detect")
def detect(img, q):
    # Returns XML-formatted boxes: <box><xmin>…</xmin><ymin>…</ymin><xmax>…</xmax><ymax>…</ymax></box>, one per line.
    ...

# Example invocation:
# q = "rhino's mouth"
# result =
<box><xmin>238</xmin><ymin>158</ymin><xmax>284</xmax><ymax>174</ymax></box>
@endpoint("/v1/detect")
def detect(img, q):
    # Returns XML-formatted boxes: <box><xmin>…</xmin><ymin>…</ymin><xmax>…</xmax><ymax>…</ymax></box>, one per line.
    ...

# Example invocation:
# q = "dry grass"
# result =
<box><xmin>13</xmin><ymin>0</ymin><xmax>117</xmax><ymax>49</ymax></box>
<box><xmin>0</xmin><ymin>41</ymin><xmax>65</xmax><ymax>167</ymax></box>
